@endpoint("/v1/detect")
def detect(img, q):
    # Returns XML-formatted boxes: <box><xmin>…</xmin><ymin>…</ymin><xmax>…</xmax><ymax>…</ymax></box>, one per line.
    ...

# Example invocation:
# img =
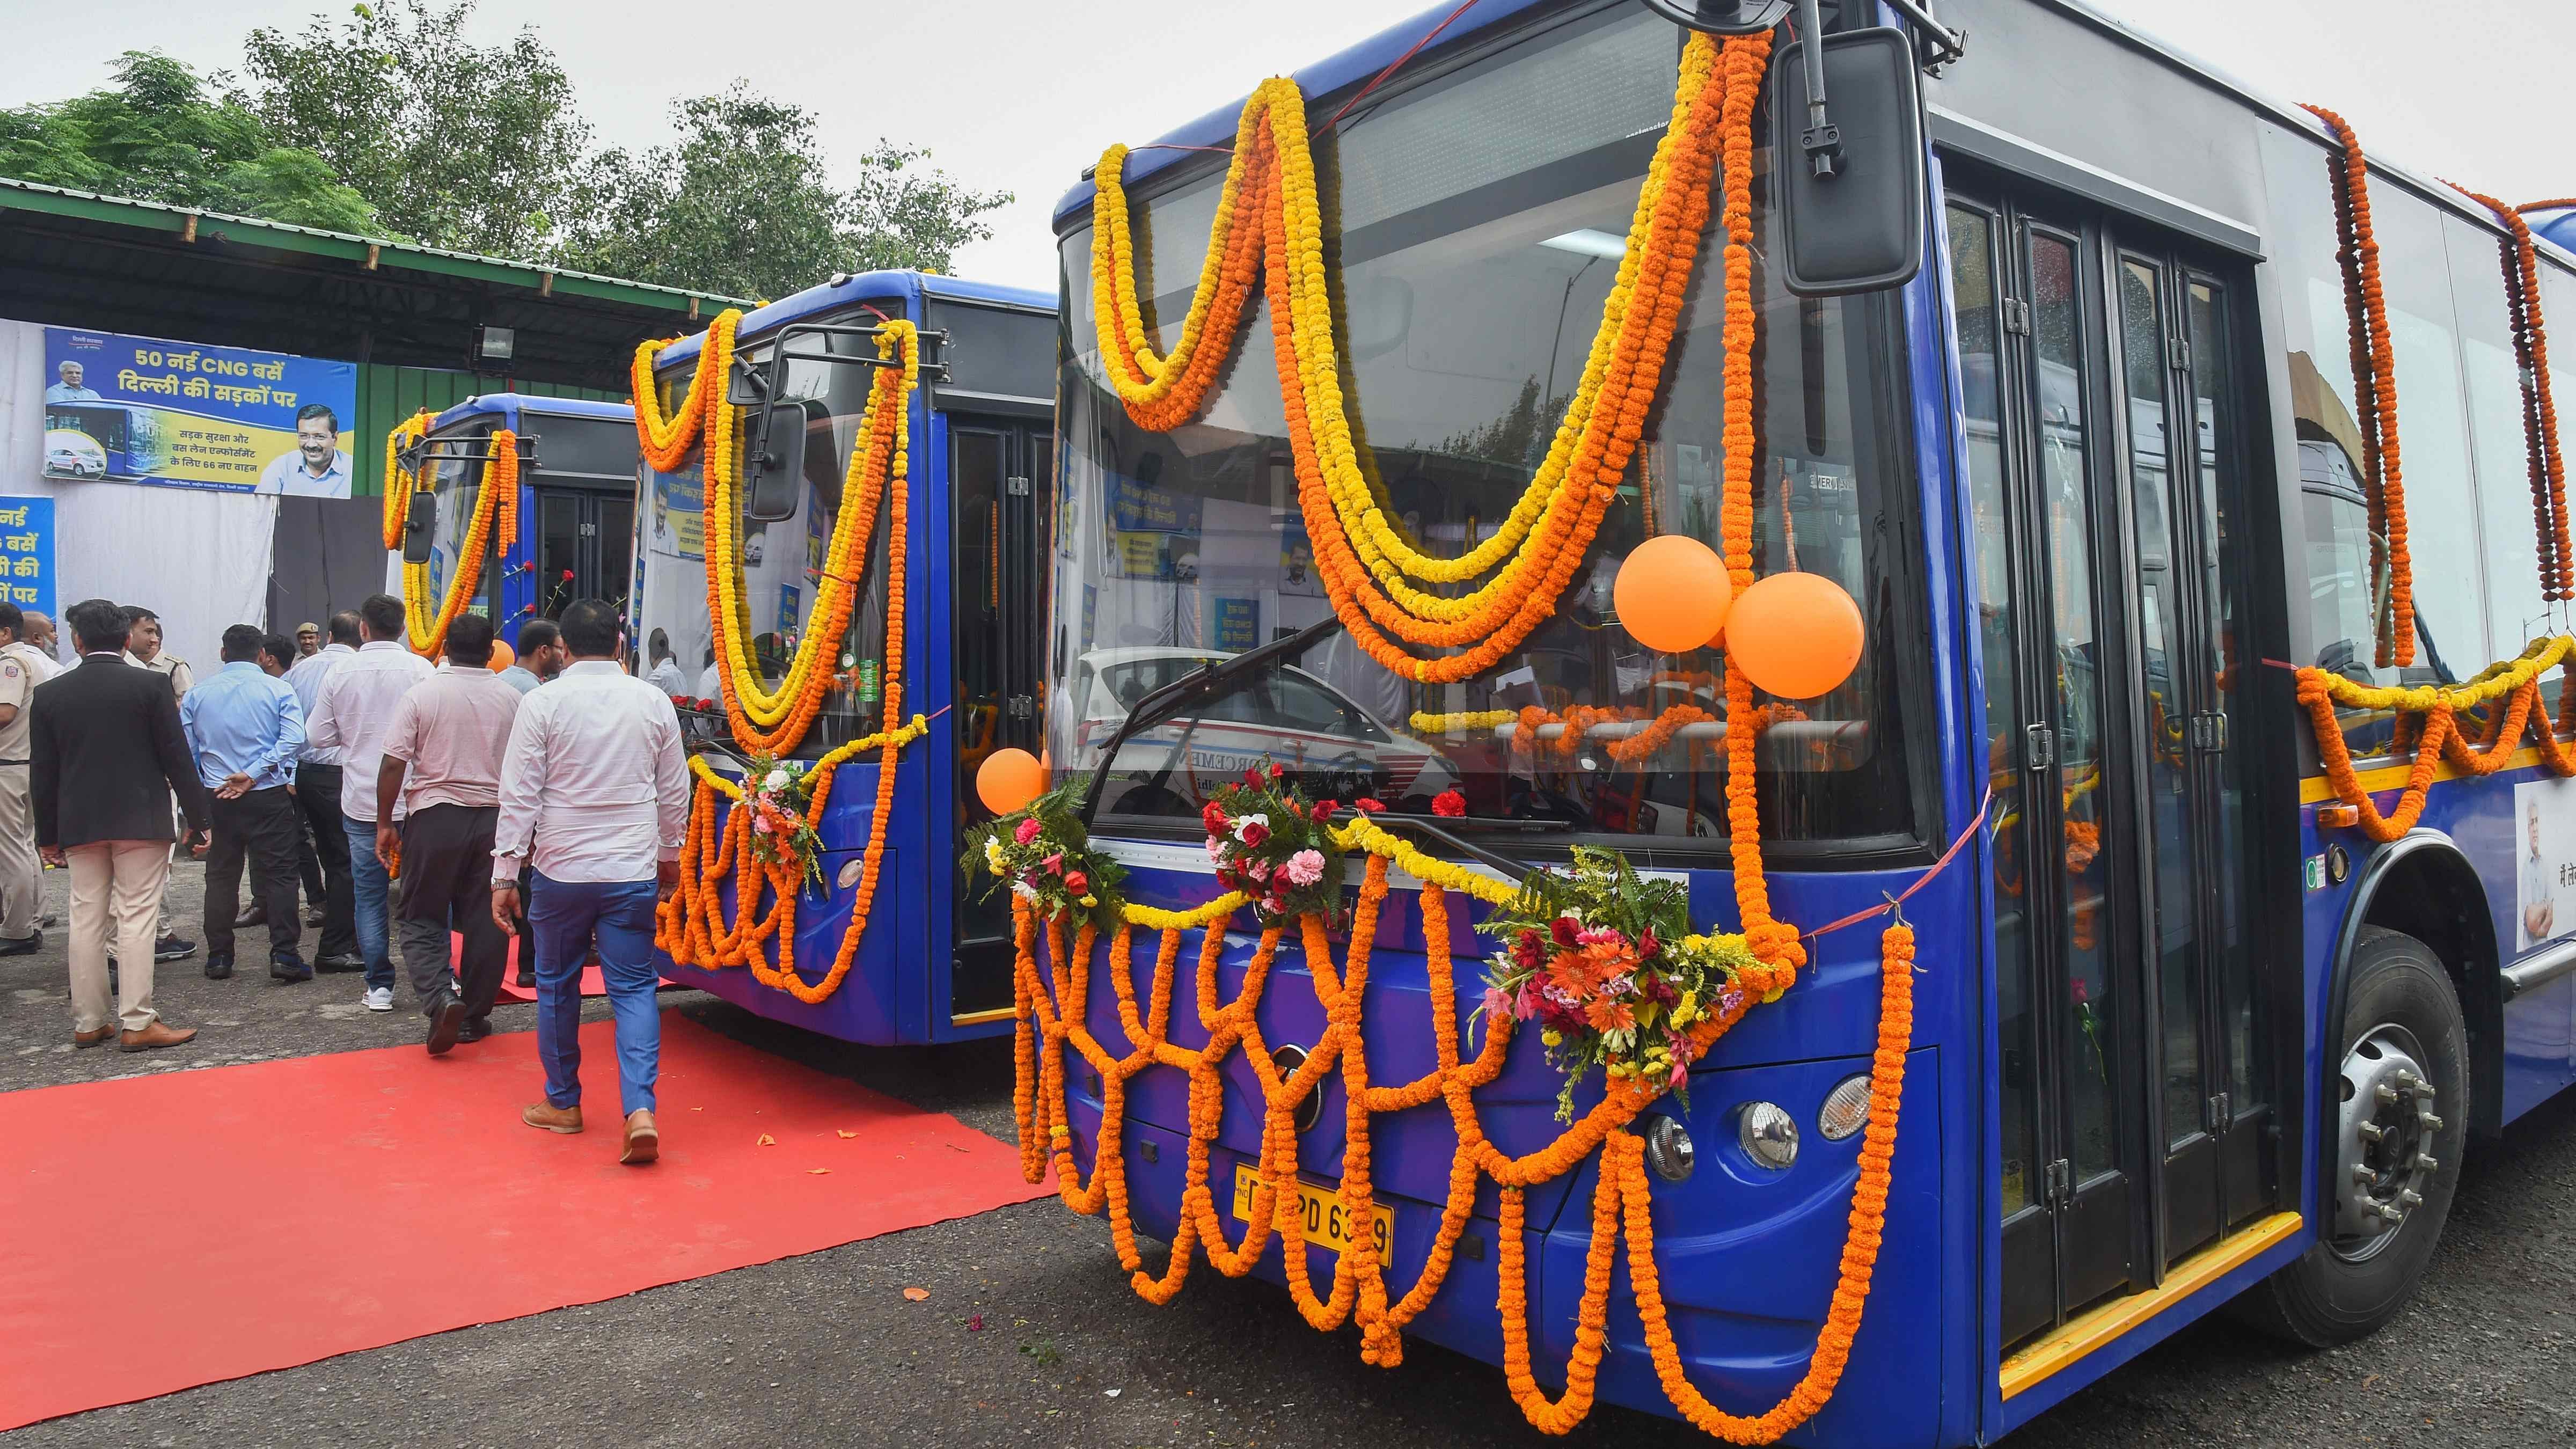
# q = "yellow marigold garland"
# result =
<box><xmin>382</xmin><ymin>422</ymin><xmax>519</xmax><ymax>659</ymax></box>
<box><xmin>635</xmin><ymin>309</ymin><xmax>928</xmax><ymax>1004</ymax></box>
<box><xmin>2301</xmin><ymin>635</ymin><xmax>2576</xmax><ymax>841</ymax></box>
<box><xmin>1087</xmin><ymin>34</ymin><xmax>1767</xmax><ymax>680</ymax></box>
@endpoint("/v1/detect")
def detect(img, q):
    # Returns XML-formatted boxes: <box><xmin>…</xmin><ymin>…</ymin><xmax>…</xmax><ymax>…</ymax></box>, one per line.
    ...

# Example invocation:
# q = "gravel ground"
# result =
<box><xmin>5</xmin><ymin>861</ymin><xmax>2572</xmax><ymax>1447</ymax></box>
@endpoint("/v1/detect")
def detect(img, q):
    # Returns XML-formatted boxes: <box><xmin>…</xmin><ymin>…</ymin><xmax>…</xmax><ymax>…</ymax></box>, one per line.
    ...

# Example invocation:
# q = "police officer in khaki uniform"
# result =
<box><xmin>0</xmin><ymin>602</ymin><xmax>46</xmax><ymax>955</ymax></box>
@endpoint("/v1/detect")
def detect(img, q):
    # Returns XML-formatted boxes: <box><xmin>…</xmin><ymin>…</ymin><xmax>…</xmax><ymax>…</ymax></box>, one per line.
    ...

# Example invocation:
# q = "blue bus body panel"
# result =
<box><xmin>655</xmin><ymin>270</ymin><xmax>1052</xmax><ymax>367</ymax></box>
<box><xmin>643</xmin><ymin>275</ymin><xmax>1031</xmax><ymax>1046</ymax></box>
<box><xmin>422</xmin><ymin>393</ymin><xmax>638</xmax><ymax>648</ymax></box>
<box><xmin>2302</xmin><ymin>777</ymin><xmax>2576</xmax><ymax>1126</ymax></box>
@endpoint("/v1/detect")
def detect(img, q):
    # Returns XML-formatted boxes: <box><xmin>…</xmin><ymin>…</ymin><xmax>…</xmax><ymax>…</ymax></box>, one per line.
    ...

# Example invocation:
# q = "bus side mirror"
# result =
<box><xmin>1774</xmin><ymin>26</ymin><xmax>1927</xmax><ymax>297</ymax></box>
<box><xmin>402</xmin><ymin>494</ymin><xmax>437</xmax><ymax>565</ymax></box>
<box><xmin>745</xmin><ymin>398</ymin><xmax>821</xmax><ymax>523</ymax></box>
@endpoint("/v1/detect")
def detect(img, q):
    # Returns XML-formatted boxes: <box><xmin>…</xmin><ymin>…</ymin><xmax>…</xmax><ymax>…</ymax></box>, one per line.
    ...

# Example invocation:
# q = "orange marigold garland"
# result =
<box><xmin>2302</xmin><ymin>104</ymin><xmax>2414</xmax><ymax>667</ymax></box>
<box><xmin>645</xmin><ymin>314</ymin><xmax>930</xmax><ymax>1004</ymax></box>
<box><xmin>1014</xmin><ymin>864</ymin><xmax>1916</xmax><ymax>1443</ymax></box>
<box><xmin>1024</xmin><ymin>23</ymin><xmax>1911</xmax><ymax>1442</ymax></box>
<box><xmin>383</xmin><ymin>423</ymin><xmax>519</xmax><ymax>659</ymax></box>
<box><xmin>1088</xmin><ymin>33</ymin><xmax>1769</xmax><ymax>683</ymax></box>
<box><xmin>2452</xmin><ymin>182</ymin><xmax>2573</xmax><ymax>602</ymax></box>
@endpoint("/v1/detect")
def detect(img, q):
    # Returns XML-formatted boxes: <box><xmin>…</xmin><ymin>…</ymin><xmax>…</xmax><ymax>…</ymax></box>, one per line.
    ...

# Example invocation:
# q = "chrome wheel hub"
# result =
<box><xmin>2332</xmin><ymin>1024</ymin><xmax>2443</xmax><ymax>1261</ymax></box>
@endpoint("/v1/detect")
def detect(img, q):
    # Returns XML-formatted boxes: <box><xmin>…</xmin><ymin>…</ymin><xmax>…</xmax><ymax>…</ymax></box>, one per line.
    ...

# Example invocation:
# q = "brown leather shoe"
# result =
<box><xmin>118</xmin><ymin>1020</ymin><xmax>197</xmax><ymax>1052</ymax></box>
<box><xmin>73</xmin><ymin>1023</ymin><xmax>118</xmax><ymax>1049</ymax></box>
<box><xmin>522</xmin><ymin>1102</ymin><xmax>583</xmax><ymax>1135</ymax></box>
<box><xmin>620</xmin><ymin>1109</ymin><xmax>659</xmax><ymax>1165</ymax></box>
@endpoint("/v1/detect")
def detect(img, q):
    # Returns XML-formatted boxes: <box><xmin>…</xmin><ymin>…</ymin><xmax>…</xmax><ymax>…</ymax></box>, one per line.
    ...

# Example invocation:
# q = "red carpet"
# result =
<box><xmin>465</xmin><ymin>932</ymin><xmax>674</xmax><ymax>1003</ymax></box>
<box><xmin>0</xmin><ymin>1014</ymin><xmax>1047</xmax><ymax>1429</ymax></box>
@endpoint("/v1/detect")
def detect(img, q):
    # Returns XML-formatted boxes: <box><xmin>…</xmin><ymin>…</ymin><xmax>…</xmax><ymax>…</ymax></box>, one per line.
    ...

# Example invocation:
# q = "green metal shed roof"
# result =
<box><xmin>0</xmin><ymin>175</ymin><xmax>752</xmax><ymax>315</ymax></box>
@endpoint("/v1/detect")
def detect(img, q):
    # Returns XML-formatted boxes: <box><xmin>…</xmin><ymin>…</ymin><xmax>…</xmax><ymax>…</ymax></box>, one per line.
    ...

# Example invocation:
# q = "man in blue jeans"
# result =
<box><xmin>305</xmin><ymin>594</ymin><xmax>433</xmax><ymax>1011</ymax></box>
<box><xmin>491</xmin><ymin>599</ymin><xmax>687</xmax><ymax>1164</ymax></box>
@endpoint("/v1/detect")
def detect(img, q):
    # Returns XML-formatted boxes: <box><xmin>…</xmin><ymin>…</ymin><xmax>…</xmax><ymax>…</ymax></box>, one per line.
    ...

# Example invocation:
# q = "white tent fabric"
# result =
<box><xmin>0</xmin><ymin>319</ymin><xmax>280</xmax><ymax>674</ymax></box>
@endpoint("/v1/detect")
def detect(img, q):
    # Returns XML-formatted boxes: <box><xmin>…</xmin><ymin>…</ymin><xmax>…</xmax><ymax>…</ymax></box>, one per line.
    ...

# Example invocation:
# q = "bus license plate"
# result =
<box><xmin>1232</xmin><ymin>1163</ymin><xmax>1393</xmax><ymax>1260</ymax></box>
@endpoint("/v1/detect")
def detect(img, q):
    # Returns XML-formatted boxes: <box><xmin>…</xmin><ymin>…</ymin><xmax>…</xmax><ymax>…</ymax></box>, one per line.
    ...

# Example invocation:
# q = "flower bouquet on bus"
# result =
<box><xmin>961</xmin><ymin>784</ymin><xmax>1129</xmax><ymax>933</ymax></box>
<box><xmin>1477</xmin><ymin>847</ymin><xmax>1758</xmax><ymax>1122</ymax></box>
<box><xmin>741</xmin><ymin>751</ymin><xmax>826</xmax><ymax>891</ymax></box>
<box><xmin>1201</xmin><ymin>763</ymin><xmax>1370</xmax><ymax>927</ymax></box>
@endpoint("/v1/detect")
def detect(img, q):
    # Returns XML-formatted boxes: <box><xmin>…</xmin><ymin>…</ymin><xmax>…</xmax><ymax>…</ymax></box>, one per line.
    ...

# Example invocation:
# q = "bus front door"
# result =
<box><xmin>530</xmin><ymin>486</ymin><xmax>636</xmax><ymax>622</ymax></box>
<box><xmin>1949</xmin><ymin>185</ymin><xmax>2279</xmax><ymax>1352</ymax></box>
<box><xmin>949</xmin><ymin>415</ymin><xmax>1051</xmax><ymax>1024</ymax></box>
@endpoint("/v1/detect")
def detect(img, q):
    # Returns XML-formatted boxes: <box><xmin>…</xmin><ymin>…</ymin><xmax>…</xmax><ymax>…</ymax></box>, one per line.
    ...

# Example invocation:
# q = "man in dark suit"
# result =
<box><xmin>33</xmin><ymin>598</ymin><xmax>215</xmax><ymax>1051</ymax></box>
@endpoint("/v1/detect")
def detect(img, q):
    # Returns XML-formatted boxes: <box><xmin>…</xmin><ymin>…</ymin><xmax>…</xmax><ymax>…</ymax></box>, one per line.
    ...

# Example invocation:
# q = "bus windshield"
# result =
<box><xmin>425</xmin><ymin>418</ymin><xmax>494</xmax><ymax>619</ymax></box>
<box><xmin>1049</xmin><ymin>7</ymin><xmax>1922</xmax><ymax>848</ymax></box>
<box><xmin>636</xmin><ymin>303</ymin><xmax>902</xmax><ymax>756</ymax></box>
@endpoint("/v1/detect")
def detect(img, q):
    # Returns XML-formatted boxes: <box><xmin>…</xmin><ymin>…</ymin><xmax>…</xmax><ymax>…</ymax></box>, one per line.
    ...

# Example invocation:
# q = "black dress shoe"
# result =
<box><xmin>38</xmin><ymin>912</ymin><xmax>57</xmax><ymax>928</ymax></box>
<box><xmin>426</xmin><ymin>996</ymin><xmax>465</xmax><ymax>1056</ymax></box>
<box><xmin>234</xmin><ymin>905</ymin><xmax>266</xmax><ymax>928</ymax></box>
<box><xmin>514</xmin><ymin>965</ymin><xmax>536</xmax><ymax>989</ymax></box>
<box><xmin>204</xmin><ymin>952</ymin><xmax>235</xmax><ymax>980</ymax></box>
<box><xmin>314</xmin><ymin>953</ymin><xmax>367</xmax><ymax>974</ymax></box>
<box><xmin>457</xmin><ymin>1016</ymin><xmax>493</xmax><ymax>1044</ymax></box>
<box><xmin>306</xmin><ymin>909</ymin><xmax>328</xmax><ymax>928</ymax></box>
<box><xmin>270</xmin><ymin>954</ymin><xmax>313</xmax><ymax>983</ymax></box>
<box><xmin>154</xmin><ymin>934</ymin><xmax>196</xmax><ymax>963</ymax></box>
<box><xmin>0</xmin><ymin>931</ymin><xmax>40</xmax><ymax>956</ymax></box>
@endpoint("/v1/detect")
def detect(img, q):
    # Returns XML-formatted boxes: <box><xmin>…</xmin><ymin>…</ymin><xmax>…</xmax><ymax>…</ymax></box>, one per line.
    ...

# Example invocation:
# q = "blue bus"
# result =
<box><xmin>396</xmin><ymin>394</ymin><xmax>644</xmax><ymax>645</ymax></box>
<box><xmin>634</xmin><ymin>270</ymin><xmax>1058</xmax><ymax>1044</ymax></box>
<box><xmin>1026</xmin><ymin>1</ymin><xmax>2576</xmax><ymax>1444</ymax></box>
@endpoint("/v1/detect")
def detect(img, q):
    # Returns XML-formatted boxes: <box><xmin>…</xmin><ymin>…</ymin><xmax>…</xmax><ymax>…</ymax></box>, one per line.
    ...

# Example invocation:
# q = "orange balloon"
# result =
<box><xmin>488</xmin><ymin>638</ymin><xmax>515</xmax><ymax>672</ymax></box>
<box><xmin>1723</xmin><ymin>572</ymin><xmax>1864</xmax><ymax>700</ymax></box>
<box><xmin>1612</xmin><ymin>535</ymin><xmax>1733</xmax><ymax>653</ymax></box>
<box><xmin>977</xmin><ymin>747</ymin><xmax>1048</xmax><ymax>816</ymax></box>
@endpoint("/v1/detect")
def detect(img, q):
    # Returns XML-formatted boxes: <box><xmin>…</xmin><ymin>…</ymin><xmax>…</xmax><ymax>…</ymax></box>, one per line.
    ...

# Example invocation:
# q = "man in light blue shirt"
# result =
<box><xmin>180</xmin><ymin>624</ymin><xmax>310</xmax><ymax>983</ymax></box>
<box><xmin>44</xmin><ymin>361</ymin><xmax>100</xmax><ymax>403</ymax></box>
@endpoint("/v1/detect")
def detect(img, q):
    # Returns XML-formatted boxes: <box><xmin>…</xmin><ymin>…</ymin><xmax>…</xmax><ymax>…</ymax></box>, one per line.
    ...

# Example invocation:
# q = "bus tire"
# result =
<box><xmin>2233</xmin><ymin>925</ymin><xmax>2468</xmax><ymax>1346</ymax></box>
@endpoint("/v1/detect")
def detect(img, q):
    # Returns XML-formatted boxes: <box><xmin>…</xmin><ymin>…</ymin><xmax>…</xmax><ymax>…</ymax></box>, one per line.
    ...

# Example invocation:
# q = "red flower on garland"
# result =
<box><xmin>1432</xmin><ymin>789</ymin><xmax>1466</xmax><ymax>818</ymax></box>
<box><xmin>1309</xmin><ymin>798</ymin><xmax>1338</xmax><ymax>824</ymax></box>
<box><xmin>1353</xmin><ymin>797</ymin><xmax>1386</xmax><ymax>814</ymax></box>
<box><xmin>1202</xmin><ymin>801</ymin><xmax>1227</xmax><ymax>835</ymax></box>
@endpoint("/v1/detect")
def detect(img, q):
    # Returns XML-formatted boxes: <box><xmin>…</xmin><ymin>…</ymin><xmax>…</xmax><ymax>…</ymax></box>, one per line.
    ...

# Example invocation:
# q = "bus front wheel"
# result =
<box><xmin>2235</xmin><ymin>926</ymin><xmax>2468</xmax><ymax>1346</ymax></box>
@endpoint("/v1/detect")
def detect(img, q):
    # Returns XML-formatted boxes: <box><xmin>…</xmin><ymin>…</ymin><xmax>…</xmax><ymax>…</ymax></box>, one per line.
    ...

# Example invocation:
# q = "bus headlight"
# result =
<box><xmin>1738</xmin><ymin>1101</ymin><xmax>1799</xmax><ymax>1170</ymax></box>
<box><xmin>1818</xmin><ymin>1074</ymin><xmax>1873</xmax><ymax>1141</ymax></box>
<box><xmin>1643</xmin><ymin>1115</ymin><xmax>1695</xmax><ymax>1182</ymax></box>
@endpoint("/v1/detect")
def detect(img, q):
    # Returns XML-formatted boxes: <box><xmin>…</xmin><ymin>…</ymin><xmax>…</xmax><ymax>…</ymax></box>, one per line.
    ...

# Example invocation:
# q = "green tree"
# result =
<box><xmin>0</xmin><ymin>51</ymin><xmax>379</xmax><ymax>232</ymax></box>
<box><xmin>557</xmin><ymin>83</ymin><xmax>1011</xmax><ymax>301</ymax></box>
<box><xmin>233</xmin><ymin>0</ymin><xmax>590</xmax><ymax>258</ymax></box>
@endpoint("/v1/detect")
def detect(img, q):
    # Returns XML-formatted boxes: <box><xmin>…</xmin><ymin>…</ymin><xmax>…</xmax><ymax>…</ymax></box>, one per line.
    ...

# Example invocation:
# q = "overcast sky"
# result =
<box><xmin>4</xmin><ymin>0</ymin><xmax>2569</xmax><ymax>292</ymax></box>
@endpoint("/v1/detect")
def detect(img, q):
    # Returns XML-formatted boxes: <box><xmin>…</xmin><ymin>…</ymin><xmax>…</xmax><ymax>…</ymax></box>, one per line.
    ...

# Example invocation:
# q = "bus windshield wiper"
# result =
<box><xmin>1075</xmin><ymin>616</ymin><xmax>1344</xmax><ymax>824</ymax></box>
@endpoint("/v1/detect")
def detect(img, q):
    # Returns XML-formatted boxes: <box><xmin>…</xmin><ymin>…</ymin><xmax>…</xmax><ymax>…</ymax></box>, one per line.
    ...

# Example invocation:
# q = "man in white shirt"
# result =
<box><xmin>285</xmin><ymin>611</ymin><xmax>363</xmax><ymax>969</ymax></box>
<box><xmin>257</xmin><ymin>405</ymin><xmax>356</xmax><ymax>499</ymax></box>
<box><xmin>494</xmin><ymin>598</ymin><xmax>687</xmax><ymax>1165</ymax></box>
<box><xmin>305</xmin><ymin>594</ymin><xmax>433</xmax><ymax>1010</ymax></box>
<box><xmin>645</xmin><ymin>627</ymin><xmax>687</xmax><ymax>698</ymax></box>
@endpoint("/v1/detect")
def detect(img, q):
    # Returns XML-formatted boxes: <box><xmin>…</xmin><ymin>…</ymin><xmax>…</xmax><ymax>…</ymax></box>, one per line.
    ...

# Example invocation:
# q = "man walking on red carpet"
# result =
<box><xmin>33</xmin><ymin>599</ymin><xmax>214</xmax><ymax>1050</ymax></box>
<box><xmin>492</xmin><ymin>599</ymin><xmax>686</xmax><ymax>1163</ymax></box>
<box><xmin>306</xmin><ymin>595</ymin><xmax>433</xmax><ymax>1013</ymax></box>
<box><xmin>377</xmin><ymin>613</ymin><xmax>520</xmax><ymax>1056</ymax></box>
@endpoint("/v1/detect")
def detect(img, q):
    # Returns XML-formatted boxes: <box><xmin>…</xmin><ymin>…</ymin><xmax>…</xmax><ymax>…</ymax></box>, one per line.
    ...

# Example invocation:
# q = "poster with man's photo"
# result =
<box><xmin>40</xmin><ymin>327</ymin><xmax>357</xmax><ymax>496</ymax></box>
<box><xmin>2513</xmin><ymin>778</ymin><xmax>2576</xmax><ymax>952</ymax></box>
